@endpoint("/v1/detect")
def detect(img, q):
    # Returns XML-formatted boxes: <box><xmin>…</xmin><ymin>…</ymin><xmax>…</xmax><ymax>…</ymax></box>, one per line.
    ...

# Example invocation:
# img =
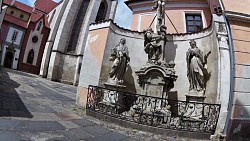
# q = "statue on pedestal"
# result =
<box><xmin>186</xmin><ymin>39</ymin><xmax>206</xmax><ymax>94</ymax></box>
<box><xmin>108</xmin><ymin>38</ymin><xmax>130</xmax><ymax>85</ymax></box>
<box><xmin>152</xmin><ymin>0</ymin><xmax>167</xmax><ymax>33</ymax></box>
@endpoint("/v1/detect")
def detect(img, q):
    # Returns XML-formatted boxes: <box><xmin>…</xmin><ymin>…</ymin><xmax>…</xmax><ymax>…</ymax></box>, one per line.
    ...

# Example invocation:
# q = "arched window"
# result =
<box><xmin>27</xmin><ymin>49</ymin><xmax>34</xmax><ymax>64</ymax></box>
<box><xmin>37</xmin><ymin>21</ymin><xmax>42</xmax><ymax>30</ymax></box>
<box><xmin>95</xmin><ymin>0</ymin><xmax>108</xmax><ymax>22</ymax></box>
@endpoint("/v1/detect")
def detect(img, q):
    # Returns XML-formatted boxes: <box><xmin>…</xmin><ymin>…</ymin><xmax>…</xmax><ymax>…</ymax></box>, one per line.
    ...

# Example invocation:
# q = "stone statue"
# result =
<box><xmin>109</xmin><ymin>38</ymin><xmax>130</xmax><ymax>85</ymax></box>
<box><xmin>152</xmin><ymin>0</ymin><xmax>166</xmax><ymax>33</ymax></box>
<box><xmin>186</xmin><ymin>39</ymin><xmax>206</xmax><ymax>93</ymax></box>
<box><xmin>144</xmin><ymin>28</ymin><xmax>165</xmax><ymax>64</ymax></box>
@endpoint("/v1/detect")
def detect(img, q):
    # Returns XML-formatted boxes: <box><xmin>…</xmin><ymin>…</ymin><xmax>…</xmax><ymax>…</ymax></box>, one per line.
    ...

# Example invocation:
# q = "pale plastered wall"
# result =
<box><xmin>130</xmin><ymin>2</ymin><xmax>211</xmax><ymax>34</ymax></box>
<box><xmin>23</xmin><ymin>20</ymin><xmax>44</xmax><ymax>65</ymax></box>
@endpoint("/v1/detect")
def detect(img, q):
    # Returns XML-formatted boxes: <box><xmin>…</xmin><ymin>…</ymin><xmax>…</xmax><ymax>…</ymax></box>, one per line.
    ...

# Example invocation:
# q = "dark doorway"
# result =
<box><xmin>4</xmin><ymin>51</ymin><xmax>14</xmax><ymax>68</ymax></box>
<box><xmin>27</xmin><ymin>49</ymin><xmax>34</xmax><ymax>64</ymax></box>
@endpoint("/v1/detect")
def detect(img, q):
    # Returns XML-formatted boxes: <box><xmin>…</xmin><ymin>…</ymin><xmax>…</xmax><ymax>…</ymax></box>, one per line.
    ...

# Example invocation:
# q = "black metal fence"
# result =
<box><xmin>86</xmin><ymin>85</ymin><xmax>221</xmax><ymax>133</ymax></box>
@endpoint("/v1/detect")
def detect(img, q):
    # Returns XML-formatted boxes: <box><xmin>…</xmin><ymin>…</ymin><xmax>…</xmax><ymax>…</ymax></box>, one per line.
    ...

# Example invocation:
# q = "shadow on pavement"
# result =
<box><xmin>0</xmin><ymin>68</ymin><xmax>33</xmax><ymax>118</ymax></box>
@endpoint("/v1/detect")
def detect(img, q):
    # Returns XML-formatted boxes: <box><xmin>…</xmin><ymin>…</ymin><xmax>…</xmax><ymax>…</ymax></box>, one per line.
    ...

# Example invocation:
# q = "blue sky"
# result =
<box><xmin>17</xmin><ymin>0</ymin><xmax>132</xmax><ymax>29</ymax></box>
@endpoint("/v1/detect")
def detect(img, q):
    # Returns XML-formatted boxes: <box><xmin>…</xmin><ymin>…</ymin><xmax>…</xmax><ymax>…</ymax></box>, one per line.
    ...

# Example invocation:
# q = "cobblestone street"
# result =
<box><xmin>0</xmin><ymin>68</ymin><xmax>140</xmax><ymax>141</ymax></box>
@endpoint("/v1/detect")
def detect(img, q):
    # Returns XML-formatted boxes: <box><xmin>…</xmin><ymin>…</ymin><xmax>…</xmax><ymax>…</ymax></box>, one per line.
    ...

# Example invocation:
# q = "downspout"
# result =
<box><xmin>218</xmin><ymin>0</ymin><xmax>236</xmax><ymax>135</ymax></box>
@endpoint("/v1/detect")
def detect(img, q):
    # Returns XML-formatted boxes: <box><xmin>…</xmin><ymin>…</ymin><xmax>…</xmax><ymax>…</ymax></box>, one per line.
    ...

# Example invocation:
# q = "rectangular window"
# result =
<box><xmin>185</xmin><ymin>14</ymin><xmax>203</xmax><ymax>33</ymax></box>
<box><xmin>11</xmin><ymin>30</ymin><xmax>18</xmax><ymax>42</ymax></box>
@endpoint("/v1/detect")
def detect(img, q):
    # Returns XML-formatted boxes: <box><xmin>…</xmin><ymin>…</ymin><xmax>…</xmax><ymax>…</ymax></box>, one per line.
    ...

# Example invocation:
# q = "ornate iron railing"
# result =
<box><xmin>86</xmin><ymin>85</ymin><xmax>221</xmax><ymax>133</ymax></box>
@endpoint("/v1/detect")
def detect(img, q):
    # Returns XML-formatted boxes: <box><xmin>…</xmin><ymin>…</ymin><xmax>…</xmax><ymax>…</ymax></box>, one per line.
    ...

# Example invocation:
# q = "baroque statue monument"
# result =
<box><xmin>108</xmin><ymin>38</ymin><xmax>130</xmax><ymax>85</ymax></box>
<box><xmin>186</xmin><ymin>39</ymin><xmax>206</xmax><ymax>94</ymax></box>
<box><xmin>135</xmin><ymin>0</ymin><xmax>177</xmax><ymax>116</ymax></box>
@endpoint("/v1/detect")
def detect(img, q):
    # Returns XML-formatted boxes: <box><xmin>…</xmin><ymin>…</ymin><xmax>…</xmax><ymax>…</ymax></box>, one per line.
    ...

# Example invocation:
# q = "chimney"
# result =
<box><xmin>10</xmin><ymin>0</ymin><xmax>15</xmax><ymax>6</ymax></box>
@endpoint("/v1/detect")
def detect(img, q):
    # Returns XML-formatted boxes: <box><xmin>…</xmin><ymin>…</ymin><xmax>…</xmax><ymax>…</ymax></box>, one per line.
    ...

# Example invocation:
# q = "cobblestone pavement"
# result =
<box><xmin>0</xmin><ymin>68</ymin><xmax>144</xmax><ymax>141</ymax></box>
<box><xmin>0</xmin><ymin>68</ymin><xmax>210</xmax><ymax>141</ymax></box>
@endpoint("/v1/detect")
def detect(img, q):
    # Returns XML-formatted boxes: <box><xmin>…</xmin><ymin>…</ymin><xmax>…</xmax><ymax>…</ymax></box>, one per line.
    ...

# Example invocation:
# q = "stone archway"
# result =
<box><xmin>4</xmin><ymin>51</ymin><xmax>14</xmax><ymax>68</ymax></box>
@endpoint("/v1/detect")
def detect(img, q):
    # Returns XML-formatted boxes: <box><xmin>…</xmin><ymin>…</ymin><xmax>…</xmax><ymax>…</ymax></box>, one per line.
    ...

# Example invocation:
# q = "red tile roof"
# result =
<box><xmin>34</xmin><ymin>0</ymin><xmax>58</xmax><ymax>14</ymax></box>
<box><xmin>31</xmin><ymin>11</ymin><xmax>50</xmax><ymax>28</ymax></box>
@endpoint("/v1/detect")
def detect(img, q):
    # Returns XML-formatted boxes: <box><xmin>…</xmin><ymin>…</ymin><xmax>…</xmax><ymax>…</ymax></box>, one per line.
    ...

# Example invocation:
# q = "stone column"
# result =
<box><xmin>213</xmin><ymin>14</ymin><xmax>231</xmax><ymax>136</ymax></box>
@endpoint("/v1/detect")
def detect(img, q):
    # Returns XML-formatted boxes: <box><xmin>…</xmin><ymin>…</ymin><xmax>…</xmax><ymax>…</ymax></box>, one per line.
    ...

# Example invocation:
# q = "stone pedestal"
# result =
<box><xmin>102</xmin><ymin>82</ymin><xmax>126</xmax><ymax>107</ymax></box>
<box><xmin>185</xmin><ymin>92</ymin><xmax>206</xmax><ymax>119</ymax></box>
<box><xmin>186</xmin><ymin>92</ymin><xmax>206</xmax><ymax>103</ymax></box>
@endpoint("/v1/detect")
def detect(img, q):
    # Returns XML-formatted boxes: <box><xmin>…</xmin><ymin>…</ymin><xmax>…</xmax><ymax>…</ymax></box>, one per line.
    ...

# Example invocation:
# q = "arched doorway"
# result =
<box><xmin>4</xmin><ymin>51</ymin><xmax>14</xmax><ymax>68</ymax></box>
<box><xmin>27</xmin><ymin>49</ymin><xmax>34</xmax><ymax>64</ymax></box>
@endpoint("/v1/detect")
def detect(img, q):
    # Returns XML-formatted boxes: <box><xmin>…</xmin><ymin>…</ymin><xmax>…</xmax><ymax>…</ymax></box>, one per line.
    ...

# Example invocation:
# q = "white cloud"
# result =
<box><xmin>114</xmin><ymin>0</ymin><xmax>132</xmax><ymax>29</ymax></box>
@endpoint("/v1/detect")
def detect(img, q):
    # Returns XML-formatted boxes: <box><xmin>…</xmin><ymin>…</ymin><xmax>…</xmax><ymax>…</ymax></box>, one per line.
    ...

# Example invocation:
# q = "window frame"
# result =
<box><xmin>183</xmin><ymin>11</ymin><xmax>205</xmax><ymax>33</ymax></box>
<box><xmin>185</xmin><ymin>14</ymin><xmax>203</xmax><ymax>33</ymax></box>
<box><xmin>37</xmin><ymin>21</ymin><xmax>42</xmax><ymax>31</ymax></box>
<box><xmin>11</xmin><ymin>30</ymin><xmax>18</xmax><ymax>42</ymax></box>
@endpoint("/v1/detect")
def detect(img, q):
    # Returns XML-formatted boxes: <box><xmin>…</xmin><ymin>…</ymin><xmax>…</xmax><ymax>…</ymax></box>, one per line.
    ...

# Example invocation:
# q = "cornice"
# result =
<box><xmin>224</xmin><ymin>11</ymin><xmax>250</xmax><ymax>22</ymax></box>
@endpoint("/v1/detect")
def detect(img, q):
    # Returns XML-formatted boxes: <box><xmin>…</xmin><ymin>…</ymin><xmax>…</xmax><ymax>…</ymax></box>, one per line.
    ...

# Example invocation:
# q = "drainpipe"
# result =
<box><xmin>218</xmin><ymin>0</ymin><xmax>236</xmax><ymax>136</ymax></box>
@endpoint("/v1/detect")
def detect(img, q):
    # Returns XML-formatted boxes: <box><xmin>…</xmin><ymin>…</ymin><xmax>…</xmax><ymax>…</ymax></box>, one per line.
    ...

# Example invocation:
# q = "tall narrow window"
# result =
<box><xmin>49</xmin><ymin>9</ymin><xmax>56</xmax><ymax>24</ymax></box>
<box><xmin>27</xmin><ymin>49</ymin><xmax>34</xmax><ymax>64</ymax></box>
<box><xmin>11</xmin><ymin>30</ymin><xmax>18</xmax><ymax>42</ymax></box>
<box><xmin>37</xmin><ymin>21</ymin><xmax>42</xmax><ymax>30</ymax></box>
<box><xmin>185</xmin><ymin>14</ymin><xmax>203</xmax><ymax>33</ymax></box>
<box><xmin>66</xmin><ymin>0</ymin><xmax>90</xmax><ymax>52</ymax></box>
<box><xmin>95</xmin><ymin>0</ymin><xmax>107</xmax><ymax>22</ymax></box>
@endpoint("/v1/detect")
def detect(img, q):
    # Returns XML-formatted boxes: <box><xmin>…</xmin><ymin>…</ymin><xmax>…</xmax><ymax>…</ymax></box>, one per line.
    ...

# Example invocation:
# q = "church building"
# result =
<box><xmin>39</xmin><ymin>0</ymin><xmax>118</xmax><ymax>85</ymax></box>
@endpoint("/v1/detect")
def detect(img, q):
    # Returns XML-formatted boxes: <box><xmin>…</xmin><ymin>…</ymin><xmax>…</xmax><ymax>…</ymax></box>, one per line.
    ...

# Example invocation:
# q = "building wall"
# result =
<box><xmin>228</xmin><ymin>20</ymin><xmax>250</xmax><ymax>139</ymax></box>
<box><xmin>1</xmin><ymin>23</ymin><xmax>25</xmax><ymax>69</ymax></box>
<box><xmin>18</xmin><ymin>18</ymin><xmax>50</xmax><ymax>74</ymax></box>
<box><xmin>23</xmin><ymin>21</ymin><xmax>44</xmax><ymax>65</ymax></box>
<box><xmin>6</xmin><ymin>7</ymin><xmax>30</xmax><ymax>22</ymax></box>
<box><xmin>129</xmin><ymin>0</ymin><xmax>211</xmax><ymax>33</ymax></box>
<box><xmin>222</xmin><ymin>0</ymin><xmax>250</xmax><ymax>14</ymax></box>
<box><xmin>77</xmin><ymin>23</ymin><xmax>110</xmax><ymax>106</ymax></box>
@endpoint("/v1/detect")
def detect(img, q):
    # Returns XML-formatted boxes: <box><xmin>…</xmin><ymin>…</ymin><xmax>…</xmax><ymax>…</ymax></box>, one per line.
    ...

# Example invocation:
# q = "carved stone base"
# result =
<box><xmin>185</xmin><ymin>93</ymin><xmax>206</xmax><ymax>119</ymax></box>
<box><xmin>102</xmin><ymin>83</ymin><xmax>126</xmax><ymax>107</ymax></box>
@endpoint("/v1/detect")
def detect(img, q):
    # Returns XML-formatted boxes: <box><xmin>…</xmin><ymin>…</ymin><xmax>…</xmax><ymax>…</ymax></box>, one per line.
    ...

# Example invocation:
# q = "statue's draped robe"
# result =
<box><xmin>109</xmin><ymin>44</ymin><xmax>129</xmax><ymax>83</ymax></box>
<box><xmin>186</xmin><ymin>47</ymin><xmax>205</xmax><ymax>92</ymax></box>
<box><xmin>144</xmin><ymin>32</ymin><xmax>162</xmax><ymax>62</ymax></box>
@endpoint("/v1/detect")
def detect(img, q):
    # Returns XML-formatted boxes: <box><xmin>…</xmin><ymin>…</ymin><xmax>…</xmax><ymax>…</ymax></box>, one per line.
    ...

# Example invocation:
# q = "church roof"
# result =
<box><xmin>31</xmin><ymin>11</ymin><xmax>50</xmax><ymax>28</ymax></box>
<box><xmin>34</xmin><ymin>0</ymin><xmax>59</xmax><ymax>14</ymax></box>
